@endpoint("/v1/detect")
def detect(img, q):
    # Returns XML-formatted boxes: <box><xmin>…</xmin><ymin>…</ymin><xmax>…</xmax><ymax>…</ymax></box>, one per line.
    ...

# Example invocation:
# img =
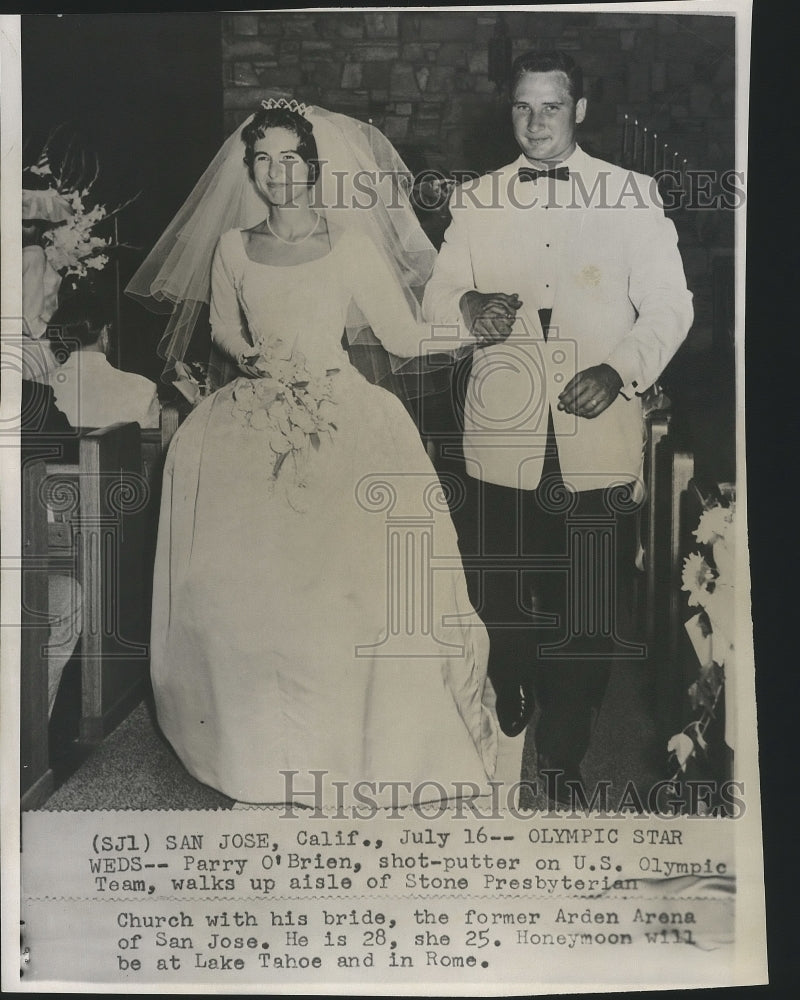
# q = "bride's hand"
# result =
<box><xmin>237</xmin><ymin>351</ymin><xmax>270</xmax><ymax>378</ymax></box>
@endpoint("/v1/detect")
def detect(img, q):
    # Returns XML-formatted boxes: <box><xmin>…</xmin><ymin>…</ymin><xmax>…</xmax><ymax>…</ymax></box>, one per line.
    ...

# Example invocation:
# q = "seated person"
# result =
<box><xmin>47</xmin><ymin>292</ymin><xmax>160</xmax><ymax>429</ymax></box>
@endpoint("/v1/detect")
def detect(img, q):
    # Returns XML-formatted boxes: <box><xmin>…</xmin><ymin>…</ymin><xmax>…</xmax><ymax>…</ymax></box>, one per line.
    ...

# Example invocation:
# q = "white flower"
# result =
<box><xmin>249</xmin><ymin>408</ymin><xmax>270</xmax><ymax>431</ymax></box>
<box><xmin>694</xmin><ymin>505</ymin><xmax>735</xmax><ymax>546</ymax></box>
<box><xmin>270</xmin><ymin>359</ymin><xmax>295</xmax><ymax>382</ymax></box>
<box><xmin>268</xmin><ymin>428</ymin><xmax>292</xmax><ymax>455</ymax></box>
<box><xmin>307</xmin><ymin>376</ymin><xmax>334</xmax><ymax>400</ymax></box>
<box><xmin>254</xmin><ymin>377</ymin><xmax>279</xmax><ymax>400</ymax></box>
<box><xmin>681</xmin><ymin>552</ymin><xmax>716</xmax><ymax>608</ymax></box>
<box><xmin>316</xmin><ymin>399</ymin><xmax>337</xmax><ymax>429</ymax></box>
<box><xmin>267</xmin><ymin>400</ymin><xmax>290</xmax><ymax>436</ymax></box>
<box><xmin>287</xmin><ymin>425</ymin><xmax>306</xmax><ymax>449</ymax></box>
<box><xmin>232</xmin><ymin>380</ymin><xmax>255</xmax><ymax>407</ymax></box>
<box><xmin>667</xmin><ymin>733</ymin><xmax>695</xmax><ymax>771</ymax></box>
<box><xmin>290</xmin><ymin>407</ymin><xmax>315</xmax><ymax>433</ymax></box>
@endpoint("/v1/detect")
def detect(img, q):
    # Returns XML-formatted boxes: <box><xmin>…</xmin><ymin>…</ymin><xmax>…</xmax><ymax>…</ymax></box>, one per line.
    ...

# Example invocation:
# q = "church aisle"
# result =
<box><xmin>39</xmin><ymin>659</ymin><xmax>664</xmax><ymax>813</ymax></box>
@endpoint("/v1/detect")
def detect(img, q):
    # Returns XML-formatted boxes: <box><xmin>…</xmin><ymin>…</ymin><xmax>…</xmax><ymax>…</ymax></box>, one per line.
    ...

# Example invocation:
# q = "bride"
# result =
<box><xmin>128</xmin><ymin>100</ymin><xmax>498</xmax><ymax>806</ymax></box>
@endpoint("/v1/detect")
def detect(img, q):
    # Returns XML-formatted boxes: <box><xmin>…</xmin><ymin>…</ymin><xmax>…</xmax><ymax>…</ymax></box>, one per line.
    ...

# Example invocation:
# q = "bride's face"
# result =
<box><xmin>252</xmin><ymin>128</ymin><xmax>311</xmax><ymax>206</ymax></box>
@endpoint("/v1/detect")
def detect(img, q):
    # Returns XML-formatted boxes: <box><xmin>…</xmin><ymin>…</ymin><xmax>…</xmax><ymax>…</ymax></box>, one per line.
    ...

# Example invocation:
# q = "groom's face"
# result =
<box><xmin>511</xmin><ymin>70</ymin><xmax>587</xmax><ymax>164</ymax></box>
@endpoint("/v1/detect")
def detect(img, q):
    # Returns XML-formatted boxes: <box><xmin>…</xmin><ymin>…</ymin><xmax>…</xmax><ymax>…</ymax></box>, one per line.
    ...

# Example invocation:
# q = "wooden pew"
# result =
<box><xmin>57</xmin><ymin>404</ymin><xmax>181</xmax><ymax>743</ymax></box>
<box><xmin>20</xmin><ymin>404</ymin><xmax>181</xmax><ymax>807</ymax></box>
<box><xmin>44</xmin><ymin>422</ymin><xmax>150</xmax><ymax>742</ymax></box>
<box><xmin>83</xmin><ymin>422</ymin><xmax>150</xmax><ymax>741</ymax></box>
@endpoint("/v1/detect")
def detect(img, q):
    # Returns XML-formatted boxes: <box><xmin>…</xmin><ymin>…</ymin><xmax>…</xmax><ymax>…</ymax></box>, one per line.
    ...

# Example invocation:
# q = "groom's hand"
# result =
<box><xmin>557</xmin><ymin>364</ymin><xmax>623</xmax><ymax>419</ymax></box>
<box><xmin>460</xmin><ymin>291</ymin><xmax>522</xmax><ymax>346</ymax></box>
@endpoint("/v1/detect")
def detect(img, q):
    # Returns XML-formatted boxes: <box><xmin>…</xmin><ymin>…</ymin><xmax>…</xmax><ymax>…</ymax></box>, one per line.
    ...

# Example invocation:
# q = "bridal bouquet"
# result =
<box><xmin>668</xmin><ymin>498</ymin><xmax>736</xmax><ymax>778</ymax></box>
<box><xmin>232</xmin><ymin>339</ymin><xmax>338</xmax><ymax>511</ymax></box>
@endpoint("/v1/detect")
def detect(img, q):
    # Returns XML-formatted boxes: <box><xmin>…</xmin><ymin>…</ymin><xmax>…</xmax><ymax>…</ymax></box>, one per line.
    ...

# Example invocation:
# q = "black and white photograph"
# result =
<box><xmin>1</xmin><ymin>3</ymin><xmax>767</xmax><ymax>992</ymax></box>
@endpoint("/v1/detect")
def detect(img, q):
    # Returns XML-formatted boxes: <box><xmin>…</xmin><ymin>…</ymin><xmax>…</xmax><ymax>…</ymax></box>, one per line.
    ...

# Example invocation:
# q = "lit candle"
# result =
<box><xmin>622</xmin><ymin>113</ymin><xmax>629</xmax><ymax>164</ymax></box>
<box><xmin>642</xmin><ymin>126</ymin><xmax>648</xmax><ymax>172</ymax></box>
<box><xmin>652</xmin><ymin>133</ymin><xmax>658</xmax><ymax>175</ymax></box>
<box><xmin>632</xmin><ymin>120</ymin><xmax>639</xmax><ymax>169</ymax></box>
<box><xmin>663</xmin><ymin>143</ymin><xmax>668</xmax><ymax>174</ymax></box>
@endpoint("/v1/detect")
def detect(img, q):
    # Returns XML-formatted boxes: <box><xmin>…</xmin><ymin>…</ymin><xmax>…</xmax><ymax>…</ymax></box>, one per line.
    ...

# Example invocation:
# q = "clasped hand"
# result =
<box><xmin>238</xmin><ymin>351</ymin><xmax>271</xmax><ymax>379</ymax></box>
<box><xmin>460</xmin><ymin>290</ymin><xmax>522</xmax><ymax>346</ymax></box>
<box><xmin>557</xmin><ymin>363</ymin><xmax>623</xmax><ymax>419</ymax></box>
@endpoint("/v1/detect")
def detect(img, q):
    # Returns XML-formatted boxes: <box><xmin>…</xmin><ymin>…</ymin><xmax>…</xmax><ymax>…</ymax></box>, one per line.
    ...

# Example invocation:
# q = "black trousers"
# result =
<box><xmin>452</xmin><ymin>416</ymin><xmax>642</xmax><ymax>768</ymax></box>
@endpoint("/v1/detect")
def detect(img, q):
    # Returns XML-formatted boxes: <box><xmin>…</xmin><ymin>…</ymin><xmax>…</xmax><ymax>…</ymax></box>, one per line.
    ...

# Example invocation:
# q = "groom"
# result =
<box><xmin>423</xmin><ymin>50</ymin><xmax>693</xmax><ymax>799</ymax></box>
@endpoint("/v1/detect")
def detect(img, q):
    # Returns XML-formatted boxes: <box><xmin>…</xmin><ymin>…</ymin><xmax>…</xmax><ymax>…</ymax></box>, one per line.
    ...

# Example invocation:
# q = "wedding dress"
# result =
<box><xmin>150</xmin><ymin>226</ymin><xmax>498</xmax><ymax>805</ymax></box>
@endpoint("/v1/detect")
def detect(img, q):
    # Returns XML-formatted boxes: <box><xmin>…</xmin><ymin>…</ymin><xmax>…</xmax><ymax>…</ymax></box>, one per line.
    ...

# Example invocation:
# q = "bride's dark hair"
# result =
<box><xmin>241</xmin><ymin>107</ymin><xmax>319</xmax><ymax>185</ymax></box>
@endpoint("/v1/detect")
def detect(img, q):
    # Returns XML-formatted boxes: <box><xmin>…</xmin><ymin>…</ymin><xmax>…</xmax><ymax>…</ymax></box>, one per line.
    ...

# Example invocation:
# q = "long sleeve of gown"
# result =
<box><xmin>209</xmin><ymin>232</ymin><xmax>251</xmax><ymax>362</ymax></box>
<box><xmin>345</xmin><ymin>230</ymin><xmax>476</xmax><ymax>358</ymax></box>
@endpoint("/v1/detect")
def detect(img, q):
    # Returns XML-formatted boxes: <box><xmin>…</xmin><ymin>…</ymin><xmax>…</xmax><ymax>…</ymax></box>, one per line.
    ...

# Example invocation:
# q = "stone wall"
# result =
<box><xmin>221</xmin><ymin>10</ymin><xmax>735</xmax><ymax>177</ymax></box>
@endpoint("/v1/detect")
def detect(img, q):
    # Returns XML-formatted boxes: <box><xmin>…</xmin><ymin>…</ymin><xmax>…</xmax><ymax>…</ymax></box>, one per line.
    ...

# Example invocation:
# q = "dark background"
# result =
<box><xmin>21</xmin><ymin>12</ymin><xmax>223</xmax><ymax>380</ymax></box>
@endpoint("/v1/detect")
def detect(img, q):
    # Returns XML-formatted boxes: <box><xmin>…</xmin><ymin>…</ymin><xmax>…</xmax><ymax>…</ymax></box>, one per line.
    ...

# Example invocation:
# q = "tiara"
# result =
<box><xmin>260</xmin><ymin>98</ymin><xmax>310</xmax><ymax>117</ymax></box>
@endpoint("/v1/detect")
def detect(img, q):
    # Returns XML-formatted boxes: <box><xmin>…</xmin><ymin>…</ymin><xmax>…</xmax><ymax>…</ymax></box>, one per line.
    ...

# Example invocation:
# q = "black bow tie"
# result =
<box><xmin>518</xmin><ymin>165</ymin><xmax>570</xmax><ymax>183</ymax></box>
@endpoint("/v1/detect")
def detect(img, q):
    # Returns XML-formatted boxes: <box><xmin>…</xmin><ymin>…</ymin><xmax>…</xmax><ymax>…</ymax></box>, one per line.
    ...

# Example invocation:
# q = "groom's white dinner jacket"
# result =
<box><xmin>422</xmin><ymin>145</ymin><xmax>694</xmax><ymax>493</ymax></box>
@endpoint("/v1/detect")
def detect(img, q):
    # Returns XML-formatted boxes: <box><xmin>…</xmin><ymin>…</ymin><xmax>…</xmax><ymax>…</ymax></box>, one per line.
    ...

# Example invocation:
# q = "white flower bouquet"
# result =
<box><xmin>26</xmin><ymin>134</ymin><xmax>137</xmax><ymax>283</ymax></box>
<box><xmin>44</xmin><ymin>192</ymin><xmax>111</xmax><ymax>278</ymax></box>
<box><xmin>232</xmin><ymin>338</ymin><xmax>338</xmax><ymax>511</ymax></box>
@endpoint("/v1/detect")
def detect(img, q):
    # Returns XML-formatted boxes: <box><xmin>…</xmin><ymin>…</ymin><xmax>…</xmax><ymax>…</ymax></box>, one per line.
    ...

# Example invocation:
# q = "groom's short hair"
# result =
<box><xmin>510</xmin><ymin>50</ymin><xmax>584</xmax><ymax>103</ymax></box>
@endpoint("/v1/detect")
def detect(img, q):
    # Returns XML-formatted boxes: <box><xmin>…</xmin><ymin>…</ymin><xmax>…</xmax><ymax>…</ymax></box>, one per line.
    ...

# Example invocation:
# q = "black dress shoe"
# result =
<box><xmin>491</xmin><ymin>677</ymin><xmax>535</xmax><ymax>738</ymax></box>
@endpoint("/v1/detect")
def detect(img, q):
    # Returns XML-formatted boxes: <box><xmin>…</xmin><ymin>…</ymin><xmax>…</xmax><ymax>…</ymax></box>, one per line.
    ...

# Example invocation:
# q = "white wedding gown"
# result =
<box><xmin>150</xmin><ymin>228</ymin><xmax>498</xmax><ymax>804</ymax></box>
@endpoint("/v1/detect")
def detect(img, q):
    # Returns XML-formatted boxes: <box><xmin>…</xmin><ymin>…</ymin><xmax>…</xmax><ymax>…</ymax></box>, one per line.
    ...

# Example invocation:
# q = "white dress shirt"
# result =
<box><xmin>48</xmin><ymin>351</ymin><xmax>160</xmax><ymax>429</ymax></box>
<box><xmin>509</xmin><ymin>146</ymin><xmax>584</xmax><ymax>312</ymax></box>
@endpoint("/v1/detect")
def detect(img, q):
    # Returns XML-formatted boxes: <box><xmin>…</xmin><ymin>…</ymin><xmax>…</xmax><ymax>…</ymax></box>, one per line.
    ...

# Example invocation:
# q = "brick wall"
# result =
<box><xmin>221</xmin><ymin>10</ymin><xmax>737</xmax><ymax>352</ymax></box>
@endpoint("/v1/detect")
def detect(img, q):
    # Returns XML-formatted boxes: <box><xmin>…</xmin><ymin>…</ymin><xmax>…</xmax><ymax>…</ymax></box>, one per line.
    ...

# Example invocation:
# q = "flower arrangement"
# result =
<box><xmin>43</xmin><ymin>191</ymin><xmax>112</xmax><ymax>279</ymax></box>
<box><xmin>668</xmin><ymin>495</ymin><xmax>736</xmax><ymax>781</ymax></box>
<box><xmin>25</xmin><ymin>131</ymin><xmax>136</xmax><ymax>284</ymax></box>
<box><xmin>232</xmin><ymin>338</ymin><xmax>338</xmax><ymax>512</ymax></box>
